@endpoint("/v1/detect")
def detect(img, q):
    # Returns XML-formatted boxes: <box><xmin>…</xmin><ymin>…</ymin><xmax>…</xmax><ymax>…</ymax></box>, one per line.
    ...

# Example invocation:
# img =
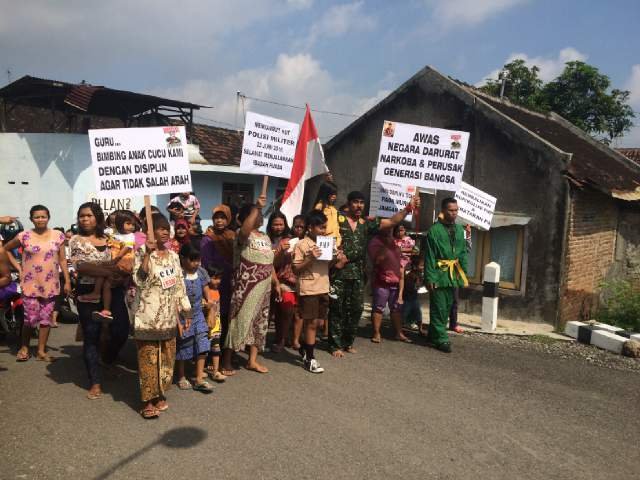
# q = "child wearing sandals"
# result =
<box><xmin>175</xmin><ymin>244</ymin><xmax>214</xmax><ymax>393</ymax></box>
<box><xmin>78</xmin><ymin>210</ymin><xmax>135</xmax><ymax>321</ymax></box>
<box><xmin>204</xmin><ymin>265</ymin><xmax>226</xmax><ymax>383</ymax></box>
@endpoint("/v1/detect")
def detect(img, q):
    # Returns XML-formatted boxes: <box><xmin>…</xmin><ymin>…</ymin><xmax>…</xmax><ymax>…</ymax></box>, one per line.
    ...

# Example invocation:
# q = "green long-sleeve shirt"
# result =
<box><xmin>424</xmin><ymin>221</ymin><xmax>468</xmax><ymax>288</ymax></box>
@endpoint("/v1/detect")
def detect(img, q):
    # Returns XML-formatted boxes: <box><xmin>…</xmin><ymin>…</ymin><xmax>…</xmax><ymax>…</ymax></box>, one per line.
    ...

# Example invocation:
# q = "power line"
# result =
<box><xmin>239</xmin><ymin>93</ymin><xmax>359</xmax><ymax>118</ymax></box>
<box><xmin>193</xmin><ymin>114</ymin><xmax>237</xmax><ymax>129</ymax></box>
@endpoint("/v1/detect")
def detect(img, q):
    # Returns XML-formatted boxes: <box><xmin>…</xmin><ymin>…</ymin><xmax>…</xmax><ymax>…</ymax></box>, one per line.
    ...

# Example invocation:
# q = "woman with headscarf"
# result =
<box><xmin>200</xmin><ymin>204</ymin><xmax>235</xmax><ymax>361</ymax></box>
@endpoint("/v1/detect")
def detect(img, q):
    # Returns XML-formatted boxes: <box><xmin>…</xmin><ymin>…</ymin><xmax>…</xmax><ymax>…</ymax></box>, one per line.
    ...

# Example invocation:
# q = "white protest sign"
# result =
<box><xmin>455</xmin><ymin>181</ymin><xmax>496</xmax><ymax>230</ymax></box>
<box><xmin>88</xmin><ymin>126</ymin><xmax>191</xmax><ymax>198</ymax></box>
<box><xmin>369</xmin><ymin>167</ymin><xmax>414</xmax><ymax>221</ymax></box>
<box><xmin>375</xmin><ymin>120</ymin><xmax>470</xmax><ymax>191</ymax></box>
<box><xmin>240</xmin><ymin>111</ymin><xmax>299</xmax><ymax>179</ymax></box>
<box><xmin>315</xmin><ymin>235</ymin><xmax>334</xmax><ymax>261</ymax></box>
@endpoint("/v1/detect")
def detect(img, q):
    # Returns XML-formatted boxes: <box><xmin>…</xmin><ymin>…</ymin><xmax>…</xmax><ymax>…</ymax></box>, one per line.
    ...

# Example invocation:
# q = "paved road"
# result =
<box><xmin>1</xmin><ymin>321</ymin><xmax>638</xmax><ymax>480</ymax></box>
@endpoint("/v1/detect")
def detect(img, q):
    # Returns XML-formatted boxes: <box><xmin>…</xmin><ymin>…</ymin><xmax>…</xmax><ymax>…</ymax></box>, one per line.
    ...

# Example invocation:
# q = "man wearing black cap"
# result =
<box><xmin>328</xmin><ymin>190</ymin><xmax>419</xmax><ymax>357</ymax></box>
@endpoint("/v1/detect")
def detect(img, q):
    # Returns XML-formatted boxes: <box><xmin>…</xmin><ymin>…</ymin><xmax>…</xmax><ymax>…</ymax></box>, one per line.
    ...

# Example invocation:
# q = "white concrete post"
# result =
<box><xmin>481</xmin><ymin>262</ymin><xmax>500</xmax><ymax>332</ymax></box>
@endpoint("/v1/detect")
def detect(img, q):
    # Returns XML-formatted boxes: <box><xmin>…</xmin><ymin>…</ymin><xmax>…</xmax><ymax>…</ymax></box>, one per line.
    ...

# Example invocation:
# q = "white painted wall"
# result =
<box><xmin>0</xmin><ymin>133</ymin><xmax>151</xmax><ymax>229</ymax></box>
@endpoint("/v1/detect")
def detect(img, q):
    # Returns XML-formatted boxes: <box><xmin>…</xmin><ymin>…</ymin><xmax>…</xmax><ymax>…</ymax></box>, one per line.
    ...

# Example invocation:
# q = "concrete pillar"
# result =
<box><xmin>481</xmin><ymin>262</ymin><xmax>500</xmax><ymax>332</ymax></box>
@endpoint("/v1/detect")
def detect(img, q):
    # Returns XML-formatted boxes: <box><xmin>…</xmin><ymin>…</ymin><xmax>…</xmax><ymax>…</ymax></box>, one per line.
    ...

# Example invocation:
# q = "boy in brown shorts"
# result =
<box><xmin>293</xmin><ymin>211</ymin><xmax>346</xmax><ymax>373</ymax></box>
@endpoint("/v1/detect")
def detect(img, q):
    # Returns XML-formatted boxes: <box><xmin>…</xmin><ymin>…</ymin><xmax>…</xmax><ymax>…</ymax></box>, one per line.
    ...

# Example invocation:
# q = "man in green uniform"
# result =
<box><xmin>329</xmin><ymin>191</ymin><xmax>419</xmax><ymax>357</ymax></box>
<box><xmin>424</xmin><ymin>197</ymin><xmax>468</xmax><ymax>353</ymax></box>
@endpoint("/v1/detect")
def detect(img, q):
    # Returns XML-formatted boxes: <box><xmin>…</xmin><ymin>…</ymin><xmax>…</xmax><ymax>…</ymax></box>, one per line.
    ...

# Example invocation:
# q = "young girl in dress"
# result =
<box><xmin>175</xmin><ymin>243</ymin><xmax>214</xmax><ymax>393</ymax></box>
<box><xmin>267</xmin><ymin>212</ymin><xmax>295</xmax><ymax>353</ymax></box>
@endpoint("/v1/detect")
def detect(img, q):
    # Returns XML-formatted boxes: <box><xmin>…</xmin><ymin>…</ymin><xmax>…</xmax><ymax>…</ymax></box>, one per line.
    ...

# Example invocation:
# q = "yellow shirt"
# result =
<box><xmin>314</xmin><ymin>202</ymin><xmax>341</xmax><ymax>247</ymax></box>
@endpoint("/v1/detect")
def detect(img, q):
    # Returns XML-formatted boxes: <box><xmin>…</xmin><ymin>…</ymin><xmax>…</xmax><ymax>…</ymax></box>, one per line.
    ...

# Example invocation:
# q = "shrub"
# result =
<box><xmin>597</xmin><ymin>281</ymin><xmax>640</xmax><ymax>332</ymax></box>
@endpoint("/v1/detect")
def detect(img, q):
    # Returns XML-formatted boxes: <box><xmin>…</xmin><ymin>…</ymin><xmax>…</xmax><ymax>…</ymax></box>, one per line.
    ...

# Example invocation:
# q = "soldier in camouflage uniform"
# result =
<box><xmin>328</xmin><ymin>191</ymin><xmax>419</xmax><ymax>357</ymax></box>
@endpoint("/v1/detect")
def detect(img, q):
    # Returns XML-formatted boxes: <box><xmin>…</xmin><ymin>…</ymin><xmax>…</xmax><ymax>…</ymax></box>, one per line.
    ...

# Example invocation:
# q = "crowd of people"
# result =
<box><xmin>0</xmin><ymin>176</ymin><xmax>470</xmax><ymax>420</ymax></box>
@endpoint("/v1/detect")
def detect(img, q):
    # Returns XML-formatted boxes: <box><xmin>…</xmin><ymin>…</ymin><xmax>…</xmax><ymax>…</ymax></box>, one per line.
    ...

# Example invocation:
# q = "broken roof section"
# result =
<box><xmin>0</xmin><ymin>75</ymin><xmax>205</xmax><ymax>120</ymax></box>
<box><xmin>325</xmin><ymin>65</ymin><xmax>640</xmax><ymax>202</ymax></box>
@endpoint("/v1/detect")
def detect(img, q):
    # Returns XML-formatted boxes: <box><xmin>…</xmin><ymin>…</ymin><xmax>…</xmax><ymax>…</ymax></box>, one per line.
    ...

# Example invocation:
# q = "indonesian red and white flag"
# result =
<box><xmin>280</xmin><ymin>105</ymin><xmax>328</xmax><ymax>225</ymax></box>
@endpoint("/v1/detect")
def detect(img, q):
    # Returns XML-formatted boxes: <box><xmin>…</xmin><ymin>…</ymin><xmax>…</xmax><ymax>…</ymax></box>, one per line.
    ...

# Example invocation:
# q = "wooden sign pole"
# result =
<box><xmin>144</xmin><ymin>195</ymin><xmax>155</xmax><ymax>243</ymax></box>
<box><xmin>261</xmin><ymin>175</ymin><xmax>269</xmax><ymax>198</ymax></box>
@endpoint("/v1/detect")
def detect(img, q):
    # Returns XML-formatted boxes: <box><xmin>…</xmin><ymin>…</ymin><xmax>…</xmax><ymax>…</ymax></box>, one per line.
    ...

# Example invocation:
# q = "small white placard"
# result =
<box><xmin>315</xmin><ymin>235</ymin><xmax>334</xmax><ymax>261</ymax></box>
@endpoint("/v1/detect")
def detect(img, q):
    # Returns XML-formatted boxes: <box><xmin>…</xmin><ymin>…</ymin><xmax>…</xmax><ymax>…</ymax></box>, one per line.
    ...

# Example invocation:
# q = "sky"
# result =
<box><xmin>1</xmin><ymin>0</ymin><xmax>639</xmax><ymax>146</ymax></box>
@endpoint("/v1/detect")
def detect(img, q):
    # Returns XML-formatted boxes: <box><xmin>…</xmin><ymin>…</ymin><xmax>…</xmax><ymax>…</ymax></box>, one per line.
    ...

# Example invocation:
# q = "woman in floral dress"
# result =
<box><xmin>3</xmin><ymin>205</ymin><xmax>70</xmax><ymax>362</ymax></box>
<box><xmin>221</xmin><ymin>194</ymin><xmax>279</xmax><ymax>375</ymax></box>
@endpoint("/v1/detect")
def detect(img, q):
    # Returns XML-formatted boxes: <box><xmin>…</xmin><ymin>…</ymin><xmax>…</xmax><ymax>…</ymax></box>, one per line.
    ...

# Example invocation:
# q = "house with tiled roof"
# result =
<box><xmin>318</xmin><ymin>65</ymin><xmax>640</xmax><ymax>327</ymax></box>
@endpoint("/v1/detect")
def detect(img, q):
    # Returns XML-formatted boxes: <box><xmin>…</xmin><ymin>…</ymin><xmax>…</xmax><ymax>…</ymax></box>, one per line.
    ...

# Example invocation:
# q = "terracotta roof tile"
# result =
<box><xmin>190</xmin><ymin>123</ymin><xmax>242</xmax><ymax>166</ymax></box>
<box><xmin>616</xmin><ymin>148</ymin><xmax>640</xmax><ymax>165</ymax></box>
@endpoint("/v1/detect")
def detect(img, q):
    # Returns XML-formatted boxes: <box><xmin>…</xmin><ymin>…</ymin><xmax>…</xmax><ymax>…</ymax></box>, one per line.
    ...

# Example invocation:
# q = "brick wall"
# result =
<box><xmin>559</xmin><ymin>188</ymin><xmax>618</xmax><ymax>325</ymax></box>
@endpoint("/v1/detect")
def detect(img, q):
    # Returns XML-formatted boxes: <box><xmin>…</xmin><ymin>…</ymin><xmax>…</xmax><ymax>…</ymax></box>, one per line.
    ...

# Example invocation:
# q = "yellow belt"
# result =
<box><xmin>437</xmin><ymin>259</ymin><xmax>468</xmax><ymax>287</ymax></box>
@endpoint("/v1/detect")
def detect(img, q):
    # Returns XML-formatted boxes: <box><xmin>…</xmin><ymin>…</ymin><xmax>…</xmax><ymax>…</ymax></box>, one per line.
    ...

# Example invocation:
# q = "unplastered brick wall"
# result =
<box><xmin>559</xmin><ymin>188</ymin><xmax>618</xmax><ymax>325</ymax></box>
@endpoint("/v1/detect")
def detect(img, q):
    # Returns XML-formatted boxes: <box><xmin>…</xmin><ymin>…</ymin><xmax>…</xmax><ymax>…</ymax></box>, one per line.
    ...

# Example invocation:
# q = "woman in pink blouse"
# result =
<box><xmin>3</xmin><ymin>205</ymin><xmax>71</xmax><ymax>362</ymax></box>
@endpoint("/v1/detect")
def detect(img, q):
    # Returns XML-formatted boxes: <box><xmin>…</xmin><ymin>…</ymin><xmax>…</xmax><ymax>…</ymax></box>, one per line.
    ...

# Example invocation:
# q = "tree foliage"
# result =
<box><xmin>480</xmin><ymin>60</ymin><xmax>635</xmax><ymax>143</ymax></box>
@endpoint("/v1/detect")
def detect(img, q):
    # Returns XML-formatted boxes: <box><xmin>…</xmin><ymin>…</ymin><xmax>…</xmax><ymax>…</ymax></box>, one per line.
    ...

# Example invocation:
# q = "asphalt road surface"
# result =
<box><xmin>1</xmin><ymin>321</ymin><xmax>638</xmax><ymax>480</ymax></box>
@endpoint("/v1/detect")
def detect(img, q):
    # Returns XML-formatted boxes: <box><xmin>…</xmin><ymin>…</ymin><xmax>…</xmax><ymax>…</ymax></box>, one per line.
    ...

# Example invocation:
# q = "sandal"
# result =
<box><xmin>221</xmin><ymin>368</ymin><xmax>236</xmax><ymax>376</ymax></box>
<box><xmin>193</xmin><ymin>380</ymin><xmax>214</xmax><ymax>393</ymax></box>
<box><xmin>140</xmin><ymin>405</ymin><xmax>159</xmax><ymax>419</ymax></box>
<box><xmin>210</xmin><ymin>371</ymin><xmax>227</xmax><ymax>383</ymax></box>
<box><xmin>87</xmin><ymin>390</ymin><xmax>102</xmax><ymax>400</ymax></box>
<box><xmin>370</xmin><ymin>337</ymin><xmax>382</xmax><ymax>344</ymax></box>
<box><xmin>177</xmin><ymin>378</ymin><xmax>192</xmax><ymax>390</ymax></box>
<box><xmin>154</xmin><ymin>400</ymin><xmax>169</xmax><ymax>412</ymax></box>
<box><xmin>16</xmin><ymin>350</ymin><xmax>31</xmax><ymax>362</ymax></box>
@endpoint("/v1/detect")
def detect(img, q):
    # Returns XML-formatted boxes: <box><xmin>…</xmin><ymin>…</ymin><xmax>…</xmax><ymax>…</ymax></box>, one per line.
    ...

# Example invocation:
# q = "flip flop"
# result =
<box><xmin>177</xmin><ymin>378</ymin><xmax>192</xmax><ymax>390</ymax></box>
<box><xmin>193</xmin><ymin>380</ymin><xmax>214</xmax><ymax>393</ymax></box>
<box><xmin>370</xmin><ymin>337</ymin><xmax>382</xmax><ymax>344</ymax></box>
<box><xmin>140</xmin><ymin>406</ymin><xmax>159</xmax><ymax>419</ymax></box>
<box><xmin>154</xmin><ymin>401</ymin><xmax>169</xmax><ymax>412</ymax></box>
<box><xmin>87</xmin><ymin>390</ymin><xmax>102</xmax><ymax>400</ymax></box>
<box><xmin>16</xmin><ymin>351</ymin><xmax>31</xmax><ymax>362</ymax></box>
<box><xmin>221</xmin><ymin>368</ymin><xmax>236</xmax><ymax>376</ymax></box>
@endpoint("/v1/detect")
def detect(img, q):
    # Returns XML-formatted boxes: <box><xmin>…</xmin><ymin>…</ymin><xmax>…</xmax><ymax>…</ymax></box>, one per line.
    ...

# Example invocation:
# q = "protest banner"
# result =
<box><xmin>315</xmin><ymin>235</ymin><xmax>334</xmax><ymax>261</ymax></box>
<box><xmin>369</xmin><ymin>167</ymin><xmax>414</xmax><ymax>221</ymax></box>
<box><xmin>455</xmin><ymin>181</ymin><xmax>496</xmax><ymax>230</ymax></box>
<box><xmin>89</xmin><ymin>125</ymin><xmax>192</xmax><ymax>241</ymax></box>
<box><xmin>375</xmin><ymin>121</ymin><xmax>470</xmax><ymax>191</ymax></box>
<box><xmin>240</xmin><ymin>111</ymin><xmax>299</xmax><ymax>179</ymax></box>
<box><xmin>88</xmin><ymin>126</ymin><xmax>191</xmax><ymax>198</ymax></box>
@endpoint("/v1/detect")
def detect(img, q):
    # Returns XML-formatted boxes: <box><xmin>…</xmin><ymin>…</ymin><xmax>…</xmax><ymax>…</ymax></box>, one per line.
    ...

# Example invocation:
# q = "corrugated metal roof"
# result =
<box><xmin>0</xmin><ymin>75</ymin><xmax>204</xmax><ymax>117</ymax></box>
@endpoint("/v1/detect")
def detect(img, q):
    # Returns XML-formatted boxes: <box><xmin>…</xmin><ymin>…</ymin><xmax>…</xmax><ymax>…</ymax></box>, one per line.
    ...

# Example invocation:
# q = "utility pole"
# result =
<box><xmin>234</xmin><ymin>91</ymin><xmax>241</xmax><ymax>131</ymax></box>
<box><xmin>499</xmin><ymin>69</ymin><xmax>509</xmax><ymax>99</ymax></box>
